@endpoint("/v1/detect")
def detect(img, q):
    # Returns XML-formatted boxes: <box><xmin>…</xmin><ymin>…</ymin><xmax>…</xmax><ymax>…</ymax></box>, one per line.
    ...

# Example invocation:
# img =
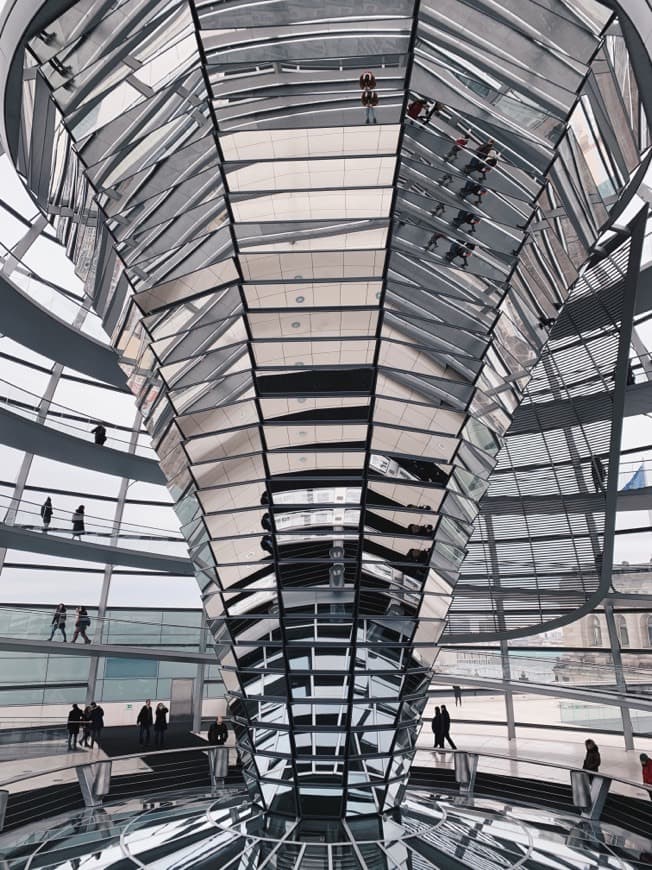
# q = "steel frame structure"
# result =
<box><xmin>0</xmin><ymin>0</ymin><xmax>649</xmax><ymax>825</ymax></box>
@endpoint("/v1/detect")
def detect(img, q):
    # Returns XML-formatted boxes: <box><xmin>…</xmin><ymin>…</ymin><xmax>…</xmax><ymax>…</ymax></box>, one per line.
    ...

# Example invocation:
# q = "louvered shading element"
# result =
<box><xmin>4</xmin><ymin>0</ymin><xmax>648</xmax><ymax>820</ymax></box>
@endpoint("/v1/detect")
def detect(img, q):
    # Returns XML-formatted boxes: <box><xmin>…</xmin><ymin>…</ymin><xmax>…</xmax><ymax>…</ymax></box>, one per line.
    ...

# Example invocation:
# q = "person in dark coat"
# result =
<box><xmin>72</xmin><ymin>606</ymin><xmax>91</xmax><ymax>644</ymax></box>
<box><xmin>440</xmin><ymin>704</ymin><xmax>457</xmax><ymax>749</ymax></box>
<box><xmin>49</xmin><ymin>603</ymin><xmax>67</xmax><ymax>642</ymax></box>
<box><xmin>88</xmin><ymin>702</ymin><xmax>104</xmax><ymax>748</ymax></box>
<box><xmin>41</xmin><ymin>497</ymin><xmax>53</xmax><ymax>532</ymax></box>
<box><xmin>453</xmin><ymin>685</ymin><xmax>462</xmax><ymax>706</ymax></box>
<box><xmin>208</xmin><ymin>715</ymin><xmax>229</xmax><ymax>746</ymax></box>
<box><xmin>154</xmin><ymin>703</ymin><xmax>169</xmax><ymax>747</ymax></box>
<box><xmin>582</xmin><ymin>738</ymin><xmax>600</xmax><ymax>775</ymax></box>
<box><xmin>91</xmin><ymin>424</ymin><xmax>106</xmax><ymax>446</ymax></box>
<box><xmin>431</xmin><ymin>706</ymin><xmax>443</xmax><ymax>748</ymax></box>
<box><xmin>80</xmin><ymin>705</ymin><xmax>92</xmax><ymax>747</ymax></box>
<box><xmin>72</xmin><ymin>506</ymin><xmax>85</xmax><ymax>539</ymax></box>
<box><xmin>137</xmin><ymin>699</ymin><xmax>153</xmax><ymax>745</ymax></box>
<box><xmin>67</xmin><ymin>703</ymin><xmax>84</xmax><ymax>750</ymax></box>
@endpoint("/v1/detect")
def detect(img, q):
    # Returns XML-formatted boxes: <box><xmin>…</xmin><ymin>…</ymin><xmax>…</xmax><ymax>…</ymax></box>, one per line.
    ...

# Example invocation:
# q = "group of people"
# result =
<box><xmin>444</xmin><ymin>134</ymin><xmax>499</xmax><ymax>177</ymax></box>
<box><xmin>431</xmin><ymin>704</ymin><xmax>456</xmax><ymax>749</ymax></box>
<box><xmin>49</xmin><ymin>604</ymin><xmax>92</xmax><ymax>644</ymax></box>
<box><xmin>136</xmin><ymin>699</ymin><xmax>170</xmax><ymax>747</ymax></box>
<box><xmin>70</xmin><ymin>700</ymin><xmax>229</xmax><ymax>755</ymax></box>
<box><xmin>67</xmin><ymin>701</ymin><xmax>104</xmax><ymax>750</ymax></box>
<box><xmin>38</xmin><ymin>424</ymin><xmax>106</xmax><ymax>537</ymax></box>
<box><xmin>40</xmin><ymin>498</ymin><xmax>86</xmax><ymax>538</ymax></box>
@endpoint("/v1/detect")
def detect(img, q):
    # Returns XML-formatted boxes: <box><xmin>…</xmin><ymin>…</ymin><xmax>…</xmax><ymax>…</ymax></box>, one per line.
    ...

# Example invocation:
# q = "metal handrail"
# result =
<box><xmin>0</xmin><ymin>742</ymin><xmax>649</xmax><ymax>797</ymax></box>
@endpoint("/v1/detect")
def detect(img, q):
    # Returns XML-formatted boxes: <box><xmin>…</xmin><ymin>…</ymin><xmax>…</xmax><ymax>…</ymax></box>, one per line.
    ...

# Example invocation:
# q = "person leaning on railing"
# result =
<box><xmin>208</xmin><ymin>715</ymin><xmax>228</xmax><ymax>746</ymax></box>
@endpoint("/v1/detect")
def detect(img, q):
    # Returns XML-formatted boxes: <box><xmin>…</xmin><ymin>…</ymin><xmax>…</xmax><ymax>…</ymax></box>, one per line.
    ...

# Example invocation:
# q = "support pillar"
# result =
<box><xmin>76</xmin><ymin>761</ymin><xmax>112</xmax><ymax>808</ymax></box>
<box><xmin>500</xmin><ymin>640</ymin><xmax>516</xmax><ymax>741</ymax></box>
<box><xmin>604</xmin><ymin>602</ymin><xmax>635</xmax><ymax>750</ymax></box>
<box><xmin>570</xmin><ymin>771</ymin><xmax>611</xmax><ymax>820</ymax></box>
<box><xmin>207</xmin><ymin>747</ymin><xmax>228</xmax><ymax>795</ymax></box>
<box><xmin>0</xmin><ymin>789</ymin><xmax>7</xmax><ymax>832</ymax></box>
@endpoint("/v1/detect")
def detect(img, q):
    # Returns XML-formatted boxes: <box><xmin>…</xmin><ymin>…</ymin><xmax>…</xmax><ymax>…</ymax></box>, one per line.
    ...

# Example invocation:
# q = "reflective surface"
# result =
<box><xmin>2</xmin><ymin>788</ymin><xmax>652</xmax><ymax>869</ymax></box>
<box><xmin>4</xmin><ymin>0</ymin><xmax>649</xmax><ymax>819</ymax></box>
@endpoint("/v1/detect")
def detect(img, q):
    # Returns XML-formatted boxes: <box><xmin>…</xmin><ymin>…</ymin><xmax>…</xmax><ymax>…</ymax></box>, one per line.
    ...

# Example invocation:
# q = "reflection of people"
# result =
<box><xmin>407</xmin><ymin>97</ymin><xmax>425</xmax><ymax>119</ymax></box>
<box><xmin>359</xmin><ymin>71</ymin><xmax>376</xmax><ymax>90</ymax></box>
<box><xmin>426</xmin><ymin>232</ymin><xmax>446</xmax><ymax>251</ymax></box>
<box><xmin>444</xmin><ymin>135</ymin><xmax>468</xmax><ymax>162</ymax></box>
<box><xmin>361</xmin><ymin>89</ymin><xmax>379</xmax><ymax>124</ymax></box>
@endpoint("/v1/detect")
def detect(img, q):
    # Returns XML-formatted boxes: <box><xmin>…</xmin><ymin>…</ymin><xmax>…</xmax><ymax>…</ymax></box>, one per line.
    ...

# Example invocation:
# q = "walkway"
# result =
<box><xmin>0</xmin><ymin>635</ymin><xmax>213</xmax><ymax>663</ymax></box>
<box><xmin>0</xmin><ymin>524</ymin><xmax>193</xmax><ymax>574</ymax></box>
<box><xmin>0</xmin><ymin>273</ymin><xmax>127</xmax><ymax>390</ymax></box>
<box><xmin>428</xmin><ymin>672</ymin><xmax>652</xmax><ymax>711</ymax></box>
<box><xmin>0</xmin><ymin>406</ymin><xmax>165</xmax><ymax>484</ymax></box>
<box><xmin>484</xmin><ymin>485</ymin><xmax>652</xmax><ymax>515</ymax></box>
<box><xmin>510</xmin><ymin>379</ymin><xmax>652</xmax><ymax>435</ymax></box>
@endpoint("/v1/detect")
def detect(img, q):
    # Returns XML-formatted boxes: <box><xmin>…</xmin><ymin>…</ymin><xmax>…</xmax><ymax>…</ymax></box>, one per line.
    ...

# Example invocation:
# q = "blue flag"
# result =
<box><xmin>622</xmin><ymin>464</ymin><xmax>646</xmax><ymax>491</ymax></box>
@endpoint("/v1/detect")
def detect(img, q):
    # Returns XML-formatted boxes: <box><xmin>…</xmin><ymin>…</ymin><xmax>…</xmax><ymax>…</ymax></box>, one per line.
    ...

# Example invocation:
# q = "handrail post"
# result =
<box><xmin>0</xmin><ymin>789</ymin><xmax>7</xmax><ymax>831</ymax></box>
<box><xmin>207</xmin><ymin>747</ymin><xmax>228</xmax><ymax>795</ymax></box>
<box><xmin>76</xmin><ymin>760</ymin><xmax>112</xmax><ymax>808</ymax></box>
<box><xmin>570</xmin><ymin>771</ymin><xmax>611</xmax><ymax>820</ymax></box>
<box><xmin>454</xmin><ymin>751</ymin><xmax>478</xmax><ymax>800</ymax></box>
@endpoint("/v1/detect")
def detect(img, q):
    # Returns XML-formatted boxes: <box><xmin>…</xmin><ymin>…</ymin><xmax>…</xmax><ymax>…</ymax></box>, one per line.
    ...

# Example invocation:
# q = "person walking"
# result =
<box><xmin>91</xmin><ymin>424</ymin><xmax>106</xmax><ymax>446</ymax></box>
<box><xmin>72</xmin><ymin>505</ymin><xmax>85</xmax><ymax>539</ymax></box>
<box><xmin>444</xmin><ymin>135</ymin><xmax>468</xmax><ymax>163</ymax></box>
<box><xmin>208</xmin><ymin>715</ymin><xmax>229</xmax><ymax>746</ymax></box>
<box><xmin>640</xmin><ymin>753</ymin><xmax>652</xmax><ymax>798</ymax></box>
<box><xmin>431</xmin><ymin>706</ymin><xmax>443</xmax><ymax>748</ymax></box>
<box><xmin>41</xmin><ymin>497</ymin><xmax>53</xmax><ymax>532</ymax></box>
<box><xmin>154</xmin><ymin>703</ymin><xmax>169</xmax><ymax>747</ymax></box>
<box><xmin>137</xmin><ymin>699</ymin><xmax>153</xmax><ymax>746</ymax></box>
<box><xmin>49</xmin><ymin>603</ymin><xmax>67</xmax><ymax>642</ymax></box>
<box><xmin>453</xmin><ymin>685</ymin><xmax>462</xmax><ymax>707</ymax></box>
<box><xmin>361</xmin><ymin>88</ymin><xmax>378</xmax><ymax>124</ymax></box>
<box><xmin>440</xmin><ymin>704</ymin><xmax>457</xmax><ymax>749</ymax></box>
<box><xmin>72</xmin><ymin>606</ymin><xmax>91</xmax><ymax>644</ymax></box>
<box><xmin>67</xmin><ymin>703</ymin><xmax>84</xmax><ymax>750</ymax></box>
<box><xmin>80</xmin><ymin>704</ymin><xmax>92</xmax><ymax>747</ymax></box>
<box><xmin>582</xmin><ymin>738</ymin><xmax>600</xmax><ymax>777</ymax></box>
<box><xmin>88</xmin><ymin>702</ymin><xmax>105</xmax><ymax>748</ymax></box>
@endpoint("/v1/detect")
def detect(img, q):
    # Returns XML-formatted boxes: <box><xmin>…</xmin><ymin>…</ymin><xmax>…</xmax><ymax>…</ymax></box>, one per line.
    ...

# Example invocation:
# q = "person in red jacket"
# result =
<box><xmin>407</xmin><ymin>98</ymin><xmax>425</xmax><ymax>119</ymax></box>
<box><xmin>641</xmin><ymin>753</ymin><xmax>652</xmax><ymax>798</ymax></box>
